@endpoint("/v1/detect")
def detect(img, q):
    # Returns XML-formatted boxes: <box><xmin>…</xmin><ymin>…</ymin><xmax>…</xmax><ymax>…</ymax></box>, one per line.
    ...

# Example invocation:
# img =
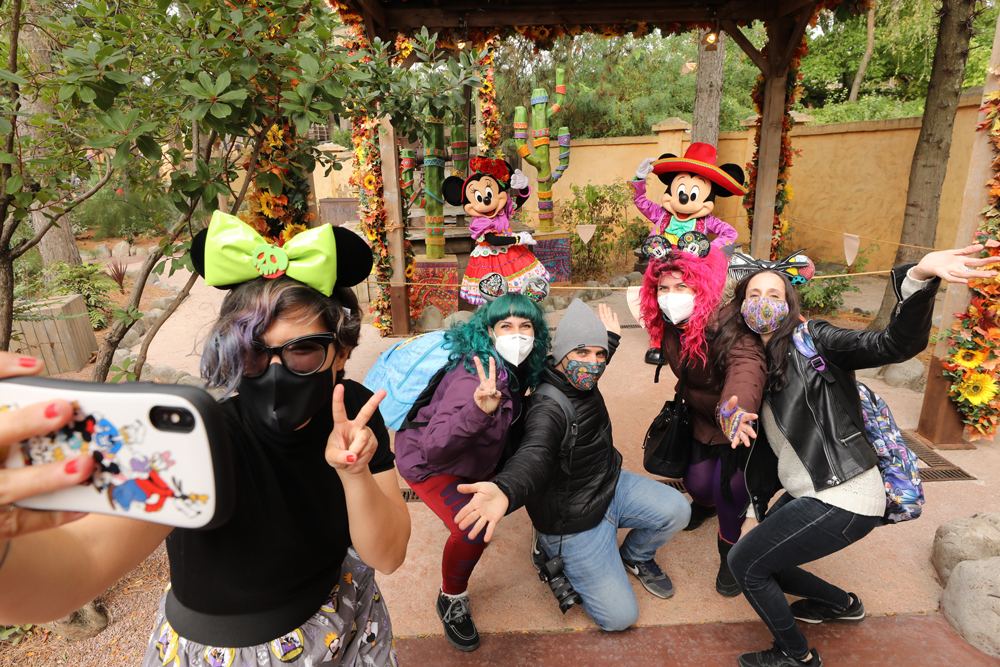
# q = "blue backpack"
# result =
<box><xmin>792</xmin><ymin>322</ymin><xmax>924</xmax><ymax>524</ymax></box>
<box><xmin>363</xmin><ymin>331</ymin><xmax>453</xmax><ymax>431</ymax></box>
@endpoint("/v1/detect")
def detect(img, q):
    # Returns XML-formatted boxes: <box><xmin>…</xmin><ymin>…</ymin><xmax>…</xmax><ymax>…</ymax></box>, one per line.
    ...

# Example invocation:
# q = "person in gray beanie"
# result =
<box><xmin>453</xmin><ymin>300</ymin><xmax>691</xmax><ymax>631</ymax></box>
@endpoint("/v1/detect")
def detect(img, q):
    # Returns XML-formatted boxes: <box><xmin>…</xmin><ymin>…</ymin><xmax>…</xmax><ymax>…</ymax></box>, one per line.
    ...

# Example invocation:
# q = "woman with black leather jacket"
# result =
<box><xmin>714</xmin><ymin>245</ymin><xmax>996</xmax><ymax>667</ymax></box>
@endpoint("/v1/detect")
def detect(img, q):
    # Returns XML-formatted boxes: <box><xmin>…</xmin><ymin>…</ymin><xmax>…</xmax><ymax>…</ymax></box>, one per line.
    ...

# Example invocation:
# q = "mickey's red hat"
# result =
<box><xmin>653</xmin><ymin>142</ymin><xmax>747</xmax><ymax>196</ymax></box>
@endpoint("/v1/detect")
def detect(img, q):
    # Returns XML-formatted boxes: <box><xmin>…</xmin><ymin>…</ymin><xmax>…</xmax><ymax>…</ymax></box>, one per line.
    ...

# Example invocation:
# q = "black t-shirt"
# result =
<box><xmin>164</xmin><ymin>379</ymin><xmax>395</xmax><ymax>646</ymax></box>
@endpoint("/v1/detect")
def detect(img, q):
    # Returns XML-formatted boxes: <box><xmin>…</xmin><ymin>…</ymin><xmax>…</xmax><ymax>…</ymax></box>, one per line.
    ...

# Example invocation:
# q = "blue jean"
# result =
<box><xmin>537</xmin><ymin>471</ymin><xmax>691</xmax><ymax>631</ymax></box>
<box><xmin>727</xmin><ymin>494</ymin><xmax>882</xmax><ymax>659</ymax></box>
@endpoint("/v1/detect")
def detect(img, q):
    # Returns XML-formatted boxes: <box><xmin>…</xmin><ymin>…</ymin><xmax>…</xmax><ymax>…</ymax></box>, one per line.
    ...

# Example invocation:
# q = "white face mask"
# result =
<box><xmin>657</xmin><ymin>292</ymin><xmax>695</xmax><ymax>324</ymax></box>
<box><xmin>493</xmin><ymin>333</ymin><xmax>534</xmax><ymax>366</ymax></box>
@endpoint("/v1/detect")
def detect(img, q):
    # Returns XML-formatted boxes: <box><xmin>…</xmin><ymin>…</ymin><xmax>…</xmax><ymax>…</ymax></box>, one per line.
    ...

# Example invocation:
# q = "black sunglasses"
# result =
<box><xmin>244</xmin><ymin>333</ymin><xmax>337</xmax><ymax>378</ymax></box>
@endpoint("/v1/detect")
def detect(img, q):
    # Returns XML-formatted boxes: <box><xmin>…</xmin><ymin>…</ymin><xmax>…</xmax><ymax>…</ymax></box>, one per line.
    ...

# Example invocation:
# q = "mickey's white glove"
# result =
<box><xmin>509</xmin><ymin>169</ymin><xmax>529</xmax><ymax>191</ymax></box>
<box><xmin>635</xmin><ymin>157</ymin><xmax>656</xmax><ymax>180</ymax></box>
<box><xmin>517</xmin><ymin>231</ymin><xmax>537</xmax><ymax>246</ymax></box>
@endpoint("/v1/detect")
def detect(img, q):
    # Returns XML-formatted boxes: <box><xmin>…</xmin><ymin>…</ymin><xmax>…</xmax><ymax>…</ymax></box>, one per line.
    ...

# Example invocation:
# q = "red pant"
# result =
<box><xmin>408</xmin><ymin>474</ymin><xmax>489</xmax><ymax>595</ymax></box>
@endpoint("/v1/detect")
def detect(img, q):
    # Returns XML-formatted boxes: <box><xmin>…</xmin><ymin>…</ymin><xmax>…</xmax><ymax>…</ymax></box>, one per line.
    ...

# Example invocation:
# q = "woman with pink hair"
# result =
<box><xmin>639</xmin><ymin>246</ymin><xmax>765</xmax><ymax>597</ymax></box>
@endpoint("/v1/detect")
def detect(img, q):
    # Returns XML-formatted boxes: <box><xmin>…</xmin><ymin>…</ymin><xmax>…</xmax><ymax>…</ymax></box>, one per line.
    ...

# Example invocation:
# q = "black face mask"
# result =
<box><xmin>237</xmin><ymin>362</ymin><xmax>334</xmax><ymax>436</ymax></box>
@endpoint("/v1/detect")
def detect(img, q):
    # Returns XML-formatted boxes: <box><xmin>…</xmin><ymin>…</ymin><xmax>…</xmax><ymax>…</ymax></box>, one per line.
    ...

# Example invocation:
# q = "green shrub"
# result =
<box><xmin>46</xmin><ymin>262</ymin><xmax>115</xmax><ymax>330</ymax></box>
<box><xmin>795</xmin><ymin>245</ymin><xmax>876</xmax><ymax>316</ymax></box>
<box><xmin>70</xmin><ymin>177</ymin><xmax>174</xmax><ymax>240</ymax></box>
<box><xmin>564</xmin><ymin>181</ymin><xmax>650</xmax><ymax>281</ymax></box>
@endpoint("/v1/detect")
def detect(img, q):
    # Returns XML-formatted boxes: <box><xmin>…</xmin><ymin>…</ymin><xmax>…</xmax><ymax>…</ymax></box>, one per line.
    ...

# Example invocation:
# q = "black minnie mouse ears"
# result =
<box><xmin>478</xmin><ymin>273</ymin><xmax>550</xmax><ymax>304</ymax></box>
<box><xmin>641</xmin><ymin>231</ymin><xmax>712</xmax><ymax>260</ymax></box>
<box><xmin>727</xmin><ymin>249</ymin><xmax>815</xmax><ymax>285</ymax></box>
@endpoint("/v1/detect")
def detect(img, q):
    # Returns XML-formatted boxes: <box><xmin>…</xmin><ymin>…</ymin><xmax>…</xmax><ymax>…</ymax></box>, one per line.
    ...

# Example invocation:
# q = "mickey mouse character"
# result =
<box><xmin>630</xmin><ymin>142</ymin><xmax>747</xmax><ymax>249</ymax></box>
<box><xmin>443</xmin><ymin>157</ymin><xmax>550</xmax><ymax>306</ymax></box>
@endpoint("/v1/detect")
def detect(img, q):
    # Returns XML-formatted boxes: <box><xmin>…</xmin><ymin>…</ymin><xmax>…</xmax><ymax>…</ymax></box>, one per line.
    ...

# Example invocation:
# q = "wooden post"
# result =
<box><xmin>917</xmin><ymin>11</ymin><xmax>1000</xmax><ymax>447</ymax></box>
<box><xmin>378</xmin><ymin>117</ymin><xmax>412</xmax><ymax>336</ymax></box>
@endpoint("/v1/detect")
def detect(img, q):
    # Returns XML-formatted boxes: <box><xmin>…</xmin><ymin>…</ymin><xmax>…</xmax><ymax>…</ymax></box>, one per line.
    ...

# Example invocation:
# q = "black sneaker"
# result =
<box><xmin>790</xmin><ymin>593</ymin><xmax>865</xmax><ymax>624</ymax></box>
<box><xmin>530</xmin><ymin>528</ymin><xmax>548</xmax><ymax>573</ymax></box>
<box><xmin>620</xmin><ymin>547</ymin><xmax>675</xmax><ymax>599</ymax></box>
<box><xmin>684</xmin><ymin>502</ymin><xmax>718</xmax><ymax>532</ymax></box>
<box><xmin>738</xmin><ymin>643</ymin><xmax>823</xmax><ymax>667</ymax></box>
<box><xmin>435</xmin><ymin>590</ymin><xmax>479</xmax><ymax>652</ymax></box>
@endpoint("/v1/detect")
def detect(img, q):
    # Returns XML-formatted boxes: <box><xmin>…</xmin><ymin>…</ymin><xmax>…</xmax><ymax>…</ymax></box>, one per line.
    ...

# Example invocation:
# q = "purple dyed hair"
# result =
<box><xmin>200</xmin><ymin>277</ymin><xmax>362</xmax><ymax>397</ymax></box>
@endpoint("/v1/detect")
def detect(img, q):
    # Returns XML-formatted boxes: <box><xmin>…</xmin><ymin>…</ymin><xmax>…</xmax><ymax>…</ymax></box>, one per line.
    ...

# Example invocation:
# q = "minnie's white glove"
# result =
<box><xmin>635</xmin><ymin>157</ymin><xmax>656</xmax><ymax>180</ymax></box>
<box><xmin>509</xmin><ymin>169</ymin><xmax>529</xmax><ymax>191</ymax></box>
<box><xmin>517</xmin><ymin>231</ymin><xmax>537</xmax><ymax>246</ymax></box>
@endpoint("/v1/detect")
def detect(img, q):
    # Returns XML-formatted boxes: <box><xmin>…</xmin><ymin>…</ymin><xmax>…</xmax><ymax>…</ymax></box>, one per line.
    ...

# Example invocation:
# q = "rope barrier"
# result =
<box><xmin>786</xmin><ymin>217</ymin><xmax>940</xmax><ymax>251</ymax></box>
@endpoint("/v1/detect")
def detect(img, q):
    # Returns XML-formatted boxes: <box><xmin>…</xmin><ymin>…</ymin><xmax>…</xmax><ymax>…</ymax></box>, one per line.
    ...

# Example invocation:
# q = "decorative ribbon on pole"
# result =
<box><xmin>843</xmin><ymin>233</ymin><xmax>861</xmax><ymax>266</ymax></box>
<box><xmin>576</xmin><ymin>224</ymin><xmax>597</xmax><ymax>244</ymax></box>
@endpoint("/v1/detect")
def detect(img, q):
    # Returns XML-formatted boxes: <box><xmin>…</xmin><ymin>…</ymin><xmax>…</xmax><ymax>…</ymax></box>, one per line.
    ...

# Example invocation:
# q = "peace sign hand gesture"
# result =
<box><xmin>473</xmin><ymin>355</ymin><xmax>502</xmax><ymax>415</ymax></box>
<box><xmin>326</xmin><ymin>384</ymin><xmax>386</xmax><ymax>475</ymax></box>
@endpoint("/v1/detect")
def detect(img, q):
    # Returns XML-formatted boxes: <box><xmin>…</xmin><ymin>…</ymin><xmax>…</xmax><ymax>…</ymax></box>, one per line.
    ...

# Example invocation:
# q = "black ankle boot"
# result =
<box><xmin>645</xmin><ymin>348</ymin><xmax>662</xmax><ymax>365</ymax></box>
<box><xmin>684</xmin><ymin>501</ymin><xmax>718</xmax><ymax>532</ymax></box>
<box><xmin>716</xmin><ymin>536</ymin><xmax>742</xmax><ymax>597</ymax></box>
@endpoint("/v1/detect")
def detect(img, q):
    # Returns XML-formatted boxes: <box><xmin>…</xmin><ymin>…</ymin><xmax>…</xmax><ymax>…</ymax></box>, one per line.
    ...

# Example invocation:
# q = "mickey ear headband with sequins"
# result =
<box><xmin>478</xmin><ymin>273</ymin><xmax>550</xmax><ymax>304</ymax></box>
<box><xmin>727</xmin><ymin>249</ymin><xmax>816</xmax><ymax>285</ymax></box>
<box><xmin>641</xmin><ymin>231</ymin><xmax>712</xmax><ymax>260</ymax></box>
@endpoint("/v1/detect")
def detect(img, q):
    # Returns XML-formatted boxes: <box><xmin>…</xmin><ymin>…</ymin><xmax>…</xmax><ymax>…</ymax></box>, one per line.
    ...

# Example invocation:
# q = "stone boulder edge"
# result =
<box><xmin>941</xmin><ymin>556</ymin><xmax>1000</xmax><ymax>658</ymax></box>
<box><xmin>933</xmin><ymin>513</ymin><xmax>1000</xmax><ymax>585</ymax></box>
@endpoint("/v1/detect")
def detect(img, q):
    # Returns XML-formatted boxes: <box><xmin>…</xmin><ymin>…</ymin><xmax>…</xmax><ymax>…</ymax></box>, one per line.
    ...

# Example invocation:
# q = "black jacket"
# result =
<box><xmin>492</xmin><ymin>333</ymin><xmax>622</xmax><ymax>536</ymax></box>
<box><xmin>744</xmin><ymin>264</ymin><xmax>940</xmax><ymax>520</ymax></box>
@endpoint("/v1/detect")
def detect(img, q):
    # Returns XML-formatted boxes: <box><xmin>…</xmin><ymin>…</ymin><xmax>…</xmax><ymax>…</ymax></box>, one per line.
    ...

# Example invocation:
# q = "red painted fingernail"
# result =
<box><xmin>45</xmin><ymin>403</ymin><xmax>60</xmax><ymax>419</ymax></box>
<box><xmin>64</xmin><ymin>457</ymin><xmax>80</xmax><ymax>474</ymax></box>
<box><xmin>346</xmin><ymin>454</ymin><xmax>357</xmax><ymax>463</ymax></box>
<box><xmin>18</xmin><ymin>357</ymin><xmax>38</xmax><ymax>367</ymax></box>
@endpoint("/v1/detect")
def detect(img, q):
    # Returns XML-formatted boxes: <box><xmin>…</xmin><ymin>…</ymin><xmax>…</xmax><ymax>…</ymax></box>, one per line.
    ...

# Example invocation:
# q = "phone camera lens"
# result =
<box><xmin>150</xmin><ymin>406</ymin><xmax>196</xmax><ymax>433</ymax></box>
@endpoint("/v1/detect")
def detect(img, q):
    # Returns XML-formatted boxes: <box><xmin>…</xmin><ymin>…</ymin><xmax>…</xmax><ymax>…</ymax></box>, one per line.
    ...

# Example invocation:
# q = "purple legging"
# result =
<box><xmin>683</xmin><ymin>444</ymin><xmax>749</xmax><ymax>544</ymax></box>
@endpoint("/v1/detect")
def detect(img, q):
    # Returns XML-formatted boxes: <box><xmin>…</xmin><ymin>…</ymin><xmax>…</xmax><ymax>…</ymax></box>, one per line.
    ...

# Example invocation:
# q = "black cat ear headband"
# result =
<box><xmin>727</xmin><ymin>249</ymin><xmax>815</xmax><ymax>285</ymax></box>
<box><xmin>640</xmin><ymin>231</ymin><xmax>712</xmax><ymax>261</ymax></box>
<box><xmin>477</xmin><ymin>273</ymin><xmax>550</xmax><ymax>304</ymax></box>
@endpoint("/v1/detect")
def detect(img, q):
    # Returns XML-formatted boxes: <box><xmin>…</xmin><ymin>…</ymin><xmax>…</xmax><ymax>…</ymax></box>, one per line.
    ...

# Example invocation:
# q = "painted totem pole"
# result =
<box><xmin>451</xmin><ymin>120</ymin><xmax>469</xmax><ymax>179</ymax></box>
<box><xmin>513</xmin><ymin>68</ymin><xmax>571</xmax><ymax>233</ymax></box>
<box><xmin>400</xmin><ymin>148</ymin><xmax>423</xmax><ymax>209</ymax></box>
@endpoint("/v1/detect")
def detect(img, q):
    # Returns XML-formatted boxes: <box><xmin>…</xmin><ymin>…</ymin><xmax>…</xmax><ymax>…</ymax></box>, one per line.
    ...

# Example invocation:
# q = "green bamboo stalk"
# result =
<box><xmin>400</xmin><ymin>148</ymin><xmax>423</xmax><ymax>210</ymax></box>
<box><xmin>423</xmin><ymin>109</ymin><xmax>446</xmax><ymax>259</ymax></box>
<box><xmin>450</xmin><ymin>117</ymin><xmax>469</xmax><ymax>179</ymax></box>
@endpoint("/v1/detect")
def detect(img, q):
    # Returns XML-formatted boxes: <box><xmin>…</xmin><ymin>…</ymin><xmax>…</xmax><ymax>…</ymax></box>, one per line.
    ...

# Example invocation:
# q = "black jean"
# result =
<box><xmin>727</xmin><ymin>494</ymin><xmax>883</xmax><ymax>659</ymax></box>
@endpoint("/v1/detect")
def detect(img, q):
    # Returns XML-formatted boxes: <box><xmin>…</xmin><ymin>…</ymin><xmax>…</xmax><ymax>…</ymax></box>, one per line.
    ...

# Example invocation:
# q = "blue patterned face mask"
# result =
<box><xmin>563</xmin><ymin>359</ymin><xmax>606</xmax><ymax>391</ymax></box>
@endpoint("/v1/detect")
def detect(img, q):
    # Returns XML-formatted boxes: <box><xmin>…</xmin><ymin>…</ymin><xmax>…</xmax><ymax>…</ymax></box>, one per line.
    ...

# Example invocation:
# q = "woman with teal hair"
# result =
<box><xmin>394</xmin><ymin>290</ymin><xmax>550</xmax><ymax>653</ymax></box>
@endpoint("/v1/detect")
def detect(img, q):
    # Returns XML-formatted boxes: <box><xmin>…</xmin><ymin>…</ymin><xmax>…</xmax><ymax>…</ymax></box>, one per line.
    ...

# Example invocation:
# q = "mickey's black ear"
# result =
<box><xmin>333</xmin><ymin>226</ymin><xmax>374</xmax><ymax>288</ymax></box>
<box><xmin>714</xmin><ymin>163</ymin><xmax>747</xmax><ymax>198</ymax></box>
<box><xmin>657</xmin><ymin>153</ymin><xmax>677</xmax><ymax>161</ymax></box>
<box><xmin>191</xmin><ymin>228</ymin><xmax>208</xmax><ymax>279</ymax></box>
<box><xmin>443</xmin><ymin>176</ymin><xmax>466</xmax><ymax>206</ymax></box>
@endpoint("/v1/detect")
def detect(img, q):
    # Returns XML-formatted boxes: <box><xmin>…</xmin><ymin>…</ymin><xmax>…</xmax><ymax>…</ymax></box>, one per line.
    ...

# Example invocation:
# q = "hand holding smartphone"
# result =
<box><xmin>0</xmin><ymin>375</ymin><xmax>233</xmax><ymax>530</ymax></box>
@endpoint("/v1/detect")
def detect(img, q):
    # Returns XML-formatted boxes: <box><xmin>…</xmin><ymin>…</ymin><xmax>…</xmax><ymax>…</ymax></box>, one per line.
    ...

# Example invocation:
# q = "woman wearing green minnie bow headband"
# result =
<box><xmin>0</xmin><ymin>212</ymin><xmax>410</xmax><ymax>667</ymax></box>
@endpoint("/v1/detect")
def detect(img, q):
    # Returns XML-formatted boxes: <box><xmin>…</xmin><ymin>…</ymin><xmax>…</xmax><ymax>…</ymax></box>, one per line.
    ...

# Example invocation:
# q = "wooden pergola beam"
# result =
<box><xmin>720</xmin><ymin>20</ymin><xmax>769</xmax><ymax>76</ymax></box>
<box><xmin>377</xmin><ymin>117</ymin><xmax>412</xmax><ymax>336</ymax></box>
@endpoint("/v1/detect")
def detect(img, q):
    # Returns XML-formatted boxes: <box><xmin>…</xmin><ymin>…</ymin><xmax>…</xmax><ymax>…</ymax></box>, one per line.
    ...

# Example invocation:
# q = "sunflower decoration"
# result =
<box><xmin>280</xmin><ymin>223</ymin><xmax>309</xmax><ymax>245</ymax></box>
<box><xmin>953</xmin><ymin>348</ymin><xmax>989</xmax><ymax>370</ymax></box>
<box><xmin>363</xmin><ymin>173</ymin><xmax>378</xmax><ymax>192</ymax></box>
<box><xmin>956</xmin><ymin>372</ymin><xmax>999</xmax><ymax>407</ymax></box>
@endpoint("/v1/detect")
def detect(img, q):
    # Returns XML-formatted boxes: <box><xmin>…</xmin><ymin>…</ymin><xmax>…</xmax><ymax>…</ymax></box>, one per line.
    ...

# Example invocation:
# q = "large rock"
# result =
<box><xmin>151</xmin><ymin>365</ymin><xmax>183</xmax><ymax>384</ymax></box>
<box><xmin>882</xmin><ymin>358</ymin><xmax>925</xmax><ymax>390</ymax></box>
<box><xmin>112</xmin><ymin>348</ymin><xmax>131</xmax><ymax>367</ymax></box>
<box><xmin>135</xmin><ymin>246</ymin><xmax>149</xmax><ymax>257</ymax></box>
<box><xmin>941</xmin><ymin>556</ymin><xmax>1000</xmax><ymax>658</ymax></box>
<box><xmin>119</xmin><ymin>328</ymin><xmax>142</xmax><ymax>349</ymax></box>
<box><xmin>39</xmin><ymin>600</ymin><xmax>110</xmax><ymax>642</ymax></box>
<box><xmin>550</xmin><ymin>296</ymin><xmax>569</xmax><ymax>311</ymax></box>
<box><xmin>442</xmin><ymin>310</ymin><xmax>473</xmax><ymax>329</ymax></box>
<box><xmin>130</xmin><ymin>316</ymin><xmax>147</xmax><ymax>337</ymax></box>
<box><xmin>176</xmin><ymin>374</ymin><xmax>206</xmax><ymax>388</ymax></box>
<box><xmin>144</xmin><ymin>308</ymin><xmax>166</xmax><ymax>329</ymax></box>
<box><xmin>627</xmin><ymin>271</ymin><xmax>644</xmax><ymax>286</ymax></box>
<box><xmin>93</xmin><ymin>243</ymin><xmax>112</xmax><ymax>259</ymax></box>
<box><xmin>855</xmin><ymin>366</ymin><xmax>883</xmax><ymax>380</ymax></box>
<box><xmin>111</xmin><ymin>241</ymin><xmax>131</xmax><ymax>258</ymax></box>
<box><xmin>418</xmin><ymin>306</ymin><xmax>443</xmax><ymax>330</ymax></box>
<box><xmin>572</xmin><ymin>289</ymin><xmax>591</xmax><ymax>303</ymax></box>
<box><xmin>600</xmin><ymin>283</ymin><xmax>612</xmax><ymax>297</ymax></box>
<box><xmin>933</xmin><ymin>513</ymin><xmax>1000</xmax><ymax>585</ymax></box>
<box><xmin>609</xmin><ymin>276</ymin><xmax>629</xmax><ymax>288</ymax></box>
<box><xmin>150</xmin><ymin>296</ymin><xmax>174</xmax><ymax>311</ymax></box>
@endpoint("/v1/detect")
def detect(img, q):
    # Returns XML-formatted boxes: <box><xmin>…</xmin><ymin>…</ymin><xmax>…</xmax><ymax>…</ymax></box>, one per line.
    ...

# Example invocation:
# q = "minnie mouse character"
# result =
<box><xmin>443</xmin><ymin>157</ymin><xmax>550</xmax><ymax>306</ymax></box>
<box><xmin>630</xmin><ymin>142</ymin><xmax>747</xmax><ymax>249</ymax></box>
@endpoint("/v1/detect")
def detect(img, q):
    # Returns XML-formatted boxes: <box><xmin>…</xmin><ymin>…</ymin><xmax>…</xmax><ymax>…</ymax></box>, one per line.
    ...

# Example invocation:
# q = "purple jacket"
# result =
<box><xmin>629</xmin><ymin>179</ymin><xmax>738</xmax><ymax>247</ymax></box>
<box><xmin>394</xmin><ymin>361</ymin><xmax>519</xmax><ymax>484</ymax></box>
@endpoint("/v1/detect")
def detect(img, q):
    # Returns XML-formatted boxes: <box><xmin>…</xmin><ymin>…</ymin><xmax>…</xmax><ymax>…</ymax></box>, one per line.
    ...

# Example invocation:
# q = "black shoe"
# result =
<box><xmin>435</xmin><ymin>590</ymin><xmax>479</xmax><ymax>652</ymax></box>
<box><xmin>738</xmin><ymin>643</ymin><xmax>822</xmax><ymax>667</ymax></box>
<box><xmin>716</xmin><ymin>536</ymin><xmax>742</xmax><ymax>598</ymax></box>
<box><xmin>684</xmin><ymin>502</ymin><xmax>718</xmax><ymax>532</ymax></box>
<box><xmin>621</xmin><ymin>547</ymin><xmax>675</xmax><ymax>599</ymax></box>
<box><xmin>644</xmin><ymin>348</ymin><xmax>662</xmax><ymax>365</ymax></box>
<box><xmin>530</xmin><ymin>528</ymin><xmax>547</xmax><ymax>573</ymax></box>
<box><xmin>790</xmin><ymin>593</ymin><xmax>865</xmax><ymax>624</ymax></box>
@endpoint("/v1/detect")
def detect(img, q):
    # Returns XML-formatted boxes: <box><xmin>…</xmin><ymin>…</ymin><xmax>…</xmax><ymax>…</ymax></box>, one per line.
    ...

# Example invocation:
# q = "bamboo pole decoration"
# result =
<box><xmin>400</xmin><ymin>148</ymin><xmax>424</xmax><ymax>210</ymax></box>
<box><xmin>512</xmin><ymin>68</ymin><xmax>569</xmax><ymax>233</ymax></box>
<box><xmin>451</xmin><ymin>117</ymin><xmax>469</xmax><ymax>179</ymax></box>
<box><xmin>423</xmin><ymin>110</ymin><xmax>447</xmax><ymax>259</ymax></box>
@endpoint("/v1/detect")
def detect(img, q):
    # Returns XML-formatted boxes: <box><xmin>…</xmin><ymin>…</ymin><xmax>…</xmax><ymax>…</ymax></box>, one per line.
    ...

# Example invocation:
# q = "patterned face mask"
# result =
<box><xmin>741</xmin><ymin>296</ymin><xmax>789</xmax><ymax>335</ymax></box>
<box><xmin>563</xmin><ymin>359</ymin><xmax>606</xmax><ymax>391</ymax></box>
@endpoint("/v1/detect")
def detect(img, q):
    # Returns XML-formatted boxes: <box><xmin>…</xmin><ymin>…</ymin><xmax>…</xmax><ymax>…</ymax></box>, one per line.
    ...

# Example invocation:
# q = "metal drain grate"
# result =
<box><xmin>660</xmin><ymin>479</ymin><xmax>687</xmax><ymax>494</ymax></box>
<box><xmin>621</xmin><ymin>323</ymin><xmax>643</xmax><ymax>329</ymax></box>
<box><xmin>919</xmin><ymin>468</ymin><xmax>977</xmax><ymax>482</ymax></box>
<box><xmin>901</xmin><ymin>430</ymin><xmax>976</xmax><ymax>482</ymax></box>
<box><xmin>402</xmin><ymin>488</ymin><xmax>421</xmax><ymax>503</ymax></box>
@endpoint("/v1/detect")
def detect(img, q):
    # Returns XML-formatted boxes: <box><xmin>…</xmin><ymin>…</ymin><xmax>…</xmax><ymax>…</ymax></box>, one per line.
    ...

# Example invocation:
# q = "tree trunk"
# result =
<box><xmin>868</xmin><ymin>0</ymin><xmax>977</xmax><ymax>331</ymax></box>
<box><xmin>0</xmin><ymin>251</ymin><xmax>14</xmax><ymax>351</ymax></box>
<box><xmin>849</xmin><ymin>6</ymin><xmax>877</xmax><ymax>103</ymax></box>
<box><xmin>691</xmin><ymin>29</ymin><xmax>726</xmax><ymax>146</ymax></box>
<box><xmin>22</xmin><ymin>0</ymin><xmax>82</xmax><ymax>269</ymax></box>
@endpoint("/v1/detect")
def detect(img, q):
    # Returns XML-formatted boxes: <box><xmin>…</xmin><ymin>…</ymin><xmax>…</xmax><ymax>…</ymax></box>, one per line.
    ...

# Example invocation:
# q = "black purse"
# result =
<box><xmin>642</xmin><ymin>361</ymin><xmax>693</xmax><ymax>479</ymax></box>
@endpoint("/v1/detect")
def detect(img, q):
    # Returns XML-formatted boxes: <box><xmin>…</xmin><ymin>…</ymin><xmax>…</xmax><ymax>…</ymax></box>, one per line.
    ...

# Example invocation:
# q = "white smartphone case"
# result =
<box><xmin>1</xmin><ymin>378</ymin><xmax>233</xmax><ymax>530</ymax></box>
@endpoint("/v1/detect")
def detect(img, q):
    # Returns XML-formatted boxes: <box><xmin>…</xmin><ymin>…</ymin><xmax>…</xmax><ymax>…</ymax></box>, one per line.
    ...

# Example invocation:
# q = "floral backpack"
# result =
<box><xmin>793</xmin><ymin>322</ymin><xmax>925</xmax><ymax>524</ymax></box>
